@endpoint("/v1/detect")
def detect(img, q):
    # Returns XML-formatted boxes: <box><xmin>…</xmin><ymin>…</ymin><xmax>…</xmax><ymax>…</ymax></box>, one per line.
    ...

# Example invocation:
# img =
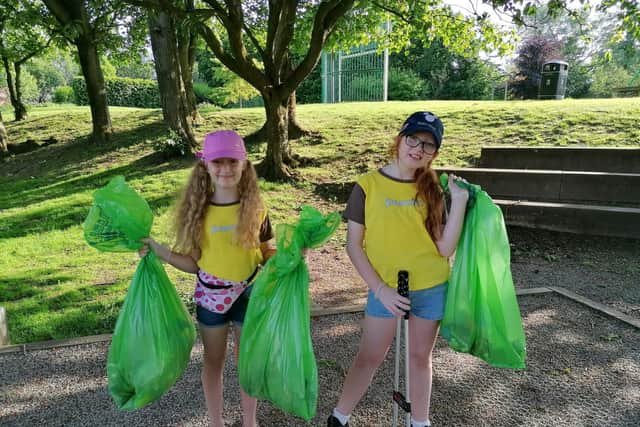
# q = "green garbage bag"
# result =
<box><xmin>83</xmin><ymin>175</ymin><xmax>196</xmax><ymax>409</ymax></box>
<box><xmin>84</xmin><ymin>175</ymin><xmax>153</xmax><ymax>252</ymax></box>
<box><xmin>439</xmin><ymin>173</ymin><xmax>527</xmax><ymax>369</ymax></box>
<box><xmin>238</xmin><ymin>206</ymin><xmax>340</xmax><ymax>420</ymax></box>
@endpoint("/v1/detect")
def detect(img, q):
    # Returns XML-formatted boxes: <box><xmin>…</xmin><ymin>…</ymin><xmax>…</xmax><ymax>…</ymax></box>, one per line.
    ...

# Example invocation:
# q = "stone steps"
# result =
<box><xmin>479</xmin><ymin>146</ymin><xmax>640</xmax><ymax>173</ymax></box>
<box><xmin>494</xmin><ymin>199</ymin><xmax>640</xmax><ymax>239</ymax></box>
<box><xmin>437</xmin><ymin>167</ymin><xmax>640</xmax><ymax>207</ymax></box>
<box><xmin>439</xmin><ymin>146</ymin><xmax>640</xmax><ymax>238</ymax></box>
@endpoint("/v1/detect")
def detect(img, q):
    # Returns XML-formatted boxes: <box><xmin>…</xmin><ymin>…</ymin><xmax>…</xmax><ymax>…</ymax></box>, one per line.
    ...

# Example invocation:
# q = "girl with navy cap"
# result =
<box><xmin>140</xmin><ymin>130</ymin><xmax>275</xmax><ymax>427</ymax></box>
<box><xmin>328</xmin><ymin>112</ymin><xmax>469</xmax><ymax>427</ymax></box>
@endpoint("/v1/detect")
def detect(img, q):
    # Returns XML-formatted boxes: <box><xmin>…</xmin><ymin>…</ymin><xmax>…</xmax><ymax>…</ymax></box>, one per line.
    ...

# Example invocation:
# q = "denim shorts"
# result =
<box><xmin>196</xmin><ymin>285</ymin><xmax>253</xmax><ymax>328</ymax></box>
<box><xmin>366</xmin><ymin>282</ymin><xmax>448</xmax><ymax>320</ymax></box>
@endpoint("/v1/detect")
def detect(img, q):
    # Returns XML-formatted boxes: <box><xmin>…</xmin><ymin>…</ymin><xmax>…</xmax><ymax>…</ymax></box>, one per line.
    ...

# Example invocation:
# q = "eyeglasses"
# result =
<box><xmin>404</xmin><ymin>135</ymin><xmax>438</xmax><ymax>154</ymax></box>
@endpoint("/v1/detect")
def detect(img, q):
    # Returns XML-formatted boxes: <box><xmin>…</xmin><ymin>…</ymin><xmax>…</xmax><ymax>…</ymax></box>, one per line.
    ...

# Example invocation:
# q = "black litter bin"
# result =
<box><xmin>538</xmin><ymin>60</ymin><xmax>568</xmax><ymax>99</ymax></box>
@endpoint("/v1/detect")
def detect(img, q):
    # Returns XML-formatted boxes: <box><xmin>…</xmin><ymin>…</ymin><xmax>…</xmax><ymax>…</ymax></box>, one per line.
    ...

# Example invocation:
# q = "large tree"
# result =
<box><xmin>148</xmin><ymin>7</ymin><xmax>197</xmax><ymax>148</ymax></box>
<box><xmin>43</xmin><ymin>0</ymin><xmax>112</xmax><ymax>142</ymax></box>
<box><xmin>0</xmin><ymin>0</ymin><xmax>53</xmax><ymax>120</ymax></box>
<box><xmin>141</xmin><ymin>0</ymin><xmax>512</xmax><ymax>179</ymax></box>
<box><xmin>42</xmin><ymin>0</ymin><xmax>143</xmax><ymax>143</ymax></box>
<box><xmin>137</xmin><ymin>0</ymin><xmax>639</xmax><ymax>180</ymax></box>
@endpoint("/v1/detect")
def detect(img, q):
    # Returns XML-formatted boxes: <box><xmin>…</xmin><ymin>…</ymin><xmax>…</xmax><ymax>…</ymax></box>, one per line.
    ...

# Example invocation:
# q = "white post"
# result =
<box><xmin>383</xmin><ymin>20</ymin><xmax>390</xmax><ymax>102</ymax></box>
<box><xmin>338</xmin><ymin>51</ymin><xmax>342</xmax><ymax>103</ymax></box>
<box><xmin>0</xmin><ymin>306</ymin><xmax>9</xmax><ymax>346</ymax></box>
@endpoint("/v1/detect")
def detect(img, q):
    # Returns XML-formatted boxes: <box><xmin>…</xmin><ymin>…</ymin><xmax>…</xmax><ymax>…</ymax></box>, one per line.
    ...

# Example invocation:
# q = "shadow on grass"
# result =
<box><xmin>1</xmin><ymin>119</ymin><xmax>170</xmax><ymax>203</ymax></box>
<box><xmin>0</xmin><ymin>188</ymin><xmax>177</xmax><ymax>239</ymax></box>
<box><xmin>6</xmin><ymin>285</ymin><xmax>125</xmax><ymax>344</ymax></box>
<box><xmin>312</xmin><ymin>181</ymin><xmax>355</xmax><ymax>204</ymax></box>
<box><xmin>0</xmin><ymin>268</ymin><xmax>76</xmax><ymax>302</ymax></box>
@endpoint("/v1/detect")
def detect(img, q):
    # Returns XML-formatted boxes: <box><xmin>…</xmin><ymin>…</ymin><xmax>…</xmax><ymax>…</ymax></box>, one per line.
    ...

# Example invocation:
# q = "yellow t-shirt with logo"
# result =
<box><xmin>197</xmin><ymin>202</ymin><xmax>272</xmax><ymax>282</ymax></box>
<box><xmin>344</xmin><ymin>170</ymin><xmax>449</xmax><ymax>290</ymax></box>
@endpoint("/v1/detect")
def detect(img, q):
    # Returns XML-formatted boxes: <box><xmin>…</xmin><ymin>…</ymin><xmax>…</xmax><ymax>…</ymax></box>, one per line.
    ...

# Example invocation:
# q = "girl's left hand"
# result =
<box><xmin>449</xmin><ymin>174</ymin><xmax>469</xmax><ymax>202</ymax></box>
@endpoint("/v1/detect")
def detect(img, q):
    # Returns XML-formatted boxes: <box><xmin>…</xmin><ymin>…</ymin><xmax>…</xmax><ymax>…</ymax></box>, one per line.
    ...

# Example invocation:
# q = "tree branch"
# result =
<box><xmin>264</xmin><ymin>0</ymin><xmax>282</xmax><ymax>74</ymax></box>
<box><xmin>282</xmin><ymin>0</ymin><xmax>355</xmax><ymax>95</ymax></box>
<box><xmin>271</xmin><ymin>0</ymin><xmax>297</xmax><ymax>83</ymax></box>
<box><xmin>196</xmin><ymin>22</ymin><xmax>268</xmax><ymax>90</ymax></box>
<box><xmin>242</xmin><ymin>21</ymin><xmax>266</xmax><ymax>60</ymax></box>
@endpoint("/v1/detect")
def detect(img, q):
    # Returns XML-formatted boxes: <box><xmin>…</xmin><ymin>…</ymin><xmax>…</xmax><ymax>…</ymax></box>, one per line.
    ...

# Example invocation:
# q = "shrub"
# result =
<box><xmin>389</xmin><ymin>68</ymin><xmax>427</xmax><ymax>100</ymax></box>
<box><xmin>53</xmin><ymin>86</ymin><xmax>74</xmax><ymax>103</ymax></box>
<box><xmin>193</xmin><ymin>82</ymin><xmax>215</xmax><ymax>104</ymax></box>
<box><xmin>71</xmin><ymin>76</ymin><xmax>160</xmax><ymax>107</ymax></box>
<box><xmin>152</xmin><ymin>128</ymin><xmax>191</xmax><ymax>158</ymax></box>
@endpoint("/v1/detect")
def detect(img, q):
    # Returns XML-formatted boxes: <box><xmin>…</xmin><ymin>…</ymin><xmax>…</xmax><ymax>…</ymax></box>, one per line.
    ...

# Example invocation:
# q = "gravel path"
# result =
<box><xmin>2</xmin><ymin>294</ymin><xmax>639</xmax><ymax>426</ymax></box>
<box><xmin>307</xmin><ymin>226</ymin><xmax>640</xmax><ymax>320</ymax></box>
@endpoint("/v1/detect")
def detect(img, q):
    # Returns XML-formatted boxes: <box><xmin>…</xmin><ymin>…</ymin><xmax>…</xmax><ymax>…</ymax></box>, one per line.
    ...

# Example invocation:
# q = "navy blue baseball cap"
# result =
<box><xmin>399</xmin><ymin>111</ymin><xmax>444</xmax><ymax>149</ymax></box>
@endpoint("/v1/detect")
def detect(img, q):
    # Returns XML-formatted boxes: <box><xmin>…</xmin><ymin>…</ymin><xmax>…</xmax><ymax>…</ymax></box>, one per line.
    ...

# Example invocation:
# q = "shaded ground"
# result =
<box><xmin>1</xmin><ymin>294</ymin><xmax>639</xmax><ymax>426</ymax></box>
<box><xmin>2</xmin><ymin>226</ymin><xmax>639</xmax><ymax>426</ymax></box>
<box><xmin>307</xmin><ymin>226</ymin><xmax>640</xmax><ymax>320</ymax></box>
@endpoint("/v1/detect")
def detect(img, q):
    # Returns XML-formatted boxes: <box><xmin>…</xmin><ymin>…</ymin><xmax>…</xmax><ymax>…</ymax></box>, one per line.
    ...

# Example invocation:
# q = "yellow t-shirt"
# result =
<box><xmin>197</xmin><ymin>202</ymin><xmax>272</xmax><ymax>282</ymax></box>
<box><xmin>344</xmin><ymin>170</ymin><xmax>449</xmax><ymax>290</ymax></box>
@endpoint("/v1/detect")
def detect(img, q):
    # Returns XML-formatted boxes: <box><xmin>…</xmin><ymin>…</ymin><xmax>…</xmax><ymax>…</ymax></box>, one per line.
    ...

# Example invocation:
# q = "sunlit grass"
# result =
<box><xmin>1</xmin><ymin>98</ymin><xmax>639</xmax><ymax>344</ymax></box>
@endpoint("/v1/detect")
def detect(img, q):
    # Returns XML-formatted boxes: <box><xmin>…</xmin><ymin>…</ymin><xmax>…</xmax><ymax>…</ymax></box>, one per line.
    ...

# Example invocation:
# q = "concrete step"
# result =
<box><xmin>479</xmin><ymin>146</ymin><xmax>640</xmax><ymax>173</ymax></box>
<box><xmin>438</xmin><ymin>167</ymin><xmax>640</xmax><ymax>207</ymax></box>
<box><xmin>495</xmin><ymin>199</ymin><xmax>640</xmax><ymax>239</ymax></box>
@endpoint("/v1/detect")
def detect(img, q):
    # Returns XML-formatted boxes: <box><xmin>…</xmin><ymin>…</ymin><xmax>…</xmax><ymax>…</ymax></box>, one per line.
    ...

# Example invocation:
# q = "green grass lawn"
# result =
<box><xmin>1</xmin><ymin>99</ymin><xmax>640</xmax><ymax>344</ymax></box>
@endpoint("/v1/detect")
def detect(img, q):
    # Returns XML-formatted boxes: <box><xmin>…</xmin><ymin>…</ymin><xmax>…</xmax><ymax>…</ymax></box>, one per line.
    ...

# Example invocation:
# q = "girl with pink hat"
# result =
<box><xmin>140</xmin><ymin>130</ymin><xmax>275</xmax><ymax>427</ymax></box>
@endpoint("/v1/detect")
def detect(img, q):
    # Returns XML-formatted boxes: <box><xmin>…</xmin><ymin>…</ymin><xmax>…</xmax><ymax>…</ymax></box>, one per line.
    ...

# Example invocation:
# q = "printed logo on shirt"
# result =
<box><xmin>384</xmin><ymin>198</ymin><xmax>417</xmax><ymax>207</ymax></box>
<box><xmin>210</xmin><ymin>224</ymin><xmax>236</xmax><ymax>234</ymax></box>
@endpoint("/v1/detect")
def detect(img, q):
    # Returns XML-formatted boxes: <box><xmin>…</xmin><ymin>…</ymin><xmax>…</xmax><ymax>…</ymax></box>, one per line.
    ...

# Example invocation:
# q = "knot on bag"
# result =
<box><xmin>273</xmin><ymin>206</ymin><xmax>341</xmax><ymax>277</ymax></box>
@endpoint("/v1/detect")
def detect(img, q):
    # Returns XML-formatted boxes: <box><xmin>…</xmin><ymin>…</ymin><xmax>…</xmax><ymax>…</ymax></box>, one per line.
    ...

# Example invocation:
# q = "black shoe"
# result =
<box><xmin>327</xmin><ymin>414</ymin><xmax>349</xmax><ymax>427</ymax></box>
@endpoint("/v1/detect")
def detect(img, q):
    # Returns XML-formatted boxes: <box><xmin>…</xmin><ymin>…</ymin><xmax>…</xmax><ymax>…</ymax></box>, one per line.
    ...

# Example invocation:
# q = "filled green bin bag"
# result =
<box><xmin>83</xmin><ymin>175</ymin><xmax>196</xmax><ymax>409</ymax></box>
<box><xmin>439</xmin><ymin>173</ymin><xmax>526</xmax><ymax>369</ymax></box>
<box><xmin>84</xmin><ymin>175</ymin><xmax>153</xmax><ymax>252</ymax></box>
<box><xmin>239</xmin><ymin>206</ymin><xmax>340</xmax><ymax>420</ymax></box>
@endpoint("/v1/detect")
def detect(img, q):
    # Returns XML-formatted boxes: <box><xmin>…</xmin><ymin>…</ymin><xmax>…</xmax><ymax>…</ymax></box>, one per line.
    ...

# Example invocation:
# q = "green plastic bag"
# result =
<box><xmin>84</xmin><ymin>175</ymin><xmax>153</xmax><ymax>252</ymax></box>
<box><xmin>107</xmin><ymin>251</ymin><xmax>196</xmax><ymax>409</ymax></box>
<box><xmin>238</xmin><ymin>206</ymin><xmax>340</xmax><ymax>420</ymax></box>
<box><xmin>83</xmin><ymin>175</ymin><xmax>196</xmax><ymax>409</ymax></box>
<box><xmin>439</xmin><ymin>173</ymin><xmax>527</xmax><ymax>369</ymax></box>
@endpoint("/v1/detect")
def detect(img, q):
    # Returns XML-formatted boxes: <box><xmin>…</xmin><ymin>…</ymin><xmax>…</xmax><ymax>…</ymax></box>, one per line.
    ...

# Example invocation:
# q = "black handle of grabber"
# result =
<box><xmin>397</xmin><ymin>270</ymin><xmax>409</xmax><ymax>319</ymax></box>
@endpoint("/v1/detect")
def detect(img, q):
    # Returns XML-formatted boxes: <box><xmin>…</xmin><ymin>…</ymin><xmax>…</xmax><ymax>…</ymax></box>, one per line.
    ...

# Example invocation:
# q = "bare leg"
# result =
<box><xmin>233</xmin><ymin>325</ymin><xmax>258</xmax><ymax>427</ymax></box>
<box><xmin>408</xmin><ymin>317</ymin><xmax>440</xmax><ymax>422</ymax></box>
<box><xmin>335</xmin><ymin>316</ymin><xmax>397</xmax><ymax>415</ymax></box>
<box><xmin>200</xmin><ymin>325</ymin><xmax>229</xmax><ymax>427</ymax></box>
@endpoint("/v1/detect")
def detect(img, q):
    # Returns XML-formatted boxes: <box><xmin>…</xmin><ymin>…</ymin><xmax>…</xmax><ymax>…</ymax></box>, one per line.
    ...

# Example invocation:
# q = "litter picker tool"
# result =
<box><xmin>392</xmin><ymin>270</ymin><xmax>411</xmax><ymax>427</ymax></box>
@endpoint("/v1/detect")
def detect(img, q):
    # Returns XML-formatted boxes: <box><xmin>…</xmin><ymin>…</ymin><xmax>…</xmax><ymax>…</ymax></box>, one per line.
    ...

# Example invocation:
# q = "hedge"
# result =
<box><xmin>71</xmin><ymin>76</ymin><xmax>160</xmax><ymax>108</ymax></box>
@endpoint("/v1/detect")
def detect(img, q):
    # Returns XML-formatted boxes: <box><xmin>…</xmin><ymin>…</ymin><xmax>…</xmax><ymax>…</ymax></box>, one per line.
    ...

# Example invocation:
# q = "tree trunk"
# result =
<box><xmin>177</xmin><ymin>0</ymin><xmax>200</xmax><ymax>124</ymax></box>
<box><xmin>287</xmin><ymin>91</ymin><xmax>307</xmax><ymax>139</ymax></box>
<box><xmin>148</xmin><ymin>10</ymin><xmax>196</xmax><ymax>150</ymax></box>
<box><xmin>0</xmin><ymin>111</ymin><xmax>8</xmax><ymax>153</ymax></box>
<box><xmin>258</xmin><ymin>92</ymin><xmax>291</xmax><ymax>180</ymax></box>
<box><xmin>76</xmin><ymin>34</ymin><xmax>112</xmax><ymax>143</ymax></box>
<box><xmin>247</xmin><ymin>91</ymin><xmax>309</xmax><ymax>144</ymax></box>
<box><xmin>2</xmin><ymin>57</ymin><xmax>28</xmax><ymax>121</ymax></box>
<box><xmin>42</xmin><ymin>0</ymin><xmax>112</xmax><ymax>143</ymax></box>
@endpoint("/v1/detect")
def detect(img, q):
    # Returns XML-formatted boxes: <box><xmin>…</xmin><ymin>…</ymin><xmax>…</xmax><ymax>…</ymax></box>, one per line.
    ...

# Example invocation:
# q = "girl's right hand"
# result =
<box><xmin>376</xmin><ymin>284</ymin><xmax>411</xmax><ymax>317</ymax></box>
<box><xmin>138</xmin><ymin>237</ymin><xmax>156</xmax><ymax>258</ymax></box>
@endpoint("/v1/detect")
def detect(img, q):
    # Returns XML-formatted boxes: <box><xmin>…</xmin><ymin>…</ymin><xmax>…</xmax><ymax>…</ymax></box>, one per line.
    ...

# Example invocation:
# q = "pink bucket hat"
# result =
<box><xmin>195</xmin><ymin>130</ymin><xmax>247</xmax><ymax>161</ymax></box>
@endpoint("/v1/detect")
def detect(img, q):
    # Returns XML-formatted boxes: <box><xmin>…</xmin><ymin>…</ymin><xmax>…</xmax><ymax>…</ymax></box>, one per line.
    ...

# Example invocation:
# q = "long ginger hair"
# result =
<box><xmin>390</xmin><ymin>135</ymin><xmax>446</xmax><ymax>242</ymax></box>
<box><xmin>173</xmin><ymin>160</ymin><xmax>265</xmax><ymax>255</ymax></box>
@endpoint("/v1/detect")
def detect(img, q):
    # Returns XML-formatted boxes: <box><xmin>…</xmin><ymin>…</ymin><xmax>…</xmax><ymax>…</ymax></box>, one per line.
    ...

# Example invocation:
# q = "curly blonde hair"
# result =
<box><xmin>173</xmin><ymin>160</ymin><xmax>265</xmax><ymax>255</ymax></box>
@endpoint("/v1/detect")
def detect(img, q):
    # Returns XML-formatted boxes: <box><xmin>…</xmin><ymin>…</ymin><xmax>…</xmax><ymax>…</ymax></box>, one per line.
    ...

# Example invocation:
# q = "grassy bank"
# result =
<box><xmin>1</xmin><ymin>99</ymin><xmax>639</xmax><ymax>344</ymax></box>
